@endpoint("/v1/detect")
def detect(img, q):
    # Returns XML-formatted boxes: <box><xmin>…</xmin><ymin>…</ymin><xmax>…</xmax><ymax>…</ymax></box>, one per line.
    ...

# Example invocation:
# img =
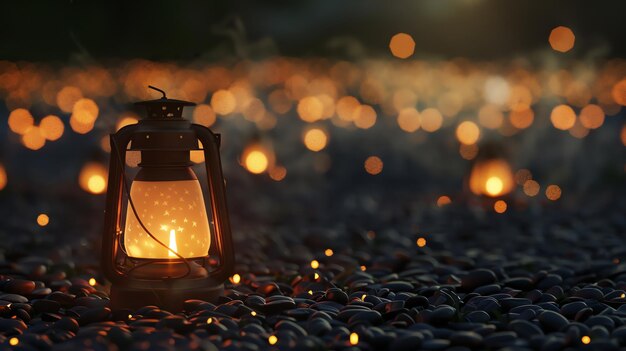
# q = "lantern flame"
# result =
<box><xmin>168</xmin><ymin>229</ymin><xmax>178</xmax><ymax>258</ymax></box>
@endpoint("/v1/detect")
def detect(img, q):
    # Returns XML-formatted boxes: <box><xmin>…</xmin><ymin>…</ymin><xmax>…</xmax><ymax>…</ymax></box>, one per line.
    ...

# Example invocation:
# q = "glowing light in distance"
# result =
<box><xmin>40</xmin><ymin>115</ymin><xmax>65</xmax><ymax>141</ymax></box>
<box><xmin>456</xmin><ymin>121</ymin><xmax>480</xmax><ymax>145</ymax></box>
<box><xmin>437</xmin><ymin>196</ymin><xmax>451</xmax><ymax>207</ymax></box>
<box><xmin>310</xmin><ymin>260</ymin><xmax>320</xmax><ymax>269</ymax></box>
<box><xmin>420</xmin><ymin>108</ymin><xmax>443</xmax><ymax>132</ymax></box>
<box><xmin>230</xmin><ymin>274</ymin><xmax>241</xmax><ymax>284</ymax></box>
<box><xmin>523</xmin><ymin>180</ymin><xmax>540</xmax><ymax>197</ymax></box>
<box><xmin>545</xmin><ymin>185</ymin><xmax>562</xmax><ymax>201</ymax></box>
<box><xmin>303</xmin><ymin>128</ymin><xmax>328</xmax><ymax>152</ymax></box>
<box><xmin>494</xmin><ymin>200</ymin><xmax>507</xmax><ymax>214</ymax></box>
<box><xmin>211</xmin><ymin>89</ymin><xmax>236</xmax><ymax>115</ymax></box>
<box><xmin>581</xmin><ymin>336</ymin><xmax>591</xmax><ymax>345</ymax></box>
<box><xmin>350</xmin><ymin>332</ymin><xmax>359</xmax><ymax>345</ymax></box>
<box><xmin>416</xmin><ymin>237</ymin><xmax>427</xmax><ymax>247</ymax></box>
<box><xmin>22</xmin><ymin>126</ymin><xmax>46</xmax><ymax>150</ymax></box>
<box><xmin>549</xmin><ymin>26</ymin><xmax>575</xmax><ymax>53</ymax></box>
<box><xmin>579</xmin><ymin>104</ymin><xmax>605</xmax><ymax>129</ymax></box>
<box><xmin>550</xmin><ymin>104</ymin><xmax>576</xmax><ymax>130</ymax></box>
<box><xmin>79</xmin><ymin>163</ymin><xmax>108</xmax><ymax>194</ymax></box>
<box><xmin>485</xmin><ymin>177</ymin><xmax>504</xmax><ymax>197</ymax></box>
<box><xmin>397</xmin><ymin>108</ymin><xmax>420</xmax><ymax>132</ymax></box>
<box><xmin>389</xmin><ymin>33</ymin><xmax>415</xmax><ymax>59</ymax></box>
<box><xmin>89</xmin><ymin>278</ymin><xmax>96</xmax><ymax>286</ymax></box>
<box><xmin>37</xmin><ymin>214</ymin><xmax>49</xmax><ymax>227</ymax></box>
<box><xmin>325</xmin><ymin>249</ymin><xmax>334</xmax><ymax>257</ymax></box>
<box><xmin>364</xmin><ymin>156</ymin><xmax>383</xmax><ymax>175</ymax></box>
<box><xmin>8</xmin><ymin>108</ymin><xmax>34</xmax><ymax>135</ymax></box>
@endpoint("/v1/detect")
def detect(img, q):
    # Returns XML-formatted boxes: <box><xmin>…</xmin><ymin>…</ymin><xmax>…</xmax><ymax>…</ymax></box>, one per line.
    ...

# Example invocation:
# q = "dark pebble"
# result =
<box><xmin>538</xmin><ymin>310</ymin><xmax>569</xmax><ymax>332</ymax></box>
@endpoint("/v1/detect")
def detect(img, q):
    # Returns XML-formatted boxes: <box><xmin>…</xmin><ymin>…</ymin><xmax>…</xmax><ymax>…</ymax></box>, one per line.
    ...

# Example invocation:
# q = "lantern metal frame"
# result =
<box><xmin>102</xmin><ymin>89</ymin><xmax>234</xmax><ymax>311</ymax></box>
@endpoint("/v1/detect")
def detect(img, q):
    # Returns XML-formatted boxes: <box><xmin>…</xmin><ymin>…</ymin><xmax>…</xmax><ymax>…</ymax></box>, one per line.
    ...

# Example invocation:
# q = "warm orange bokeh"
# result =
<box><xmin>364</xmin><ymin>156</ymin><xmax>383</xmax><ymax>175</ymax></box>
<box><xmin>303</xmin><ymin>128</ymin><xmax>328</xmax><ymax>152</ymax></box>
<box><xmin>389</xmin><ymin>33</ymin><xmax>415</xmax><ymax>59</ymax></box>
<box><xmin>469</xmin><ymin>159</ymin><xmax>515</xmax><ymax>197</ymax></box>
<box><xmin>549</xmin><ymin>26</ymin><xmax>575</xmax><ymax>53</ymax></box>
<box><xmin>456</xmin><ymin>121</ymin><xmax>480</xmax><ymax>145</ymax></box>
<box><xmin>8</xmin><ymin>108</ymin><xmax>34</xmax><ymax>135</ymax></box>
<box><xmin>579</xmin><ymin>104</ymin><xmax>605</xmax><ymax>129</ymax></box>
<box><xmin>192</xmin><ymin>104</ymin><xmax>217</xmax><ymax>127</ymax></box>
<box><xmin>79</xmin><ymin>162</ymin><xmax>108</xmax><ymax>194</ymax></box>
<box><xmin>550</xmin><ymin>104</ymin><xmax>576</xmax><ymax>130</ymax></box>
<box><xmin>420</xmin><ymin>108</ymin><xmax>443</xmax><ymax>132</ymax></box>
<box><xmin>40</xmin><ymin>115</ymin><xmax>65</xmax><ymax>141</ymax></box>
<box><xmin>397</xmin><ymin>108</ymin><xmax>420</xmax><ymax>132</ymax></box>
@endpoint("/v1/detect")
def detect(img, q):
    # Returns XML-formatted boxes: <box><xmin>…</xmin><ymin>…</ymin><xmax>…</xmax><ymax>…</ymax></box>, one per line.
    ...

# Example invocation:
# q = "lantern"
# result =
<box><xmin>102</xmin><ymin>87</ymin><xmax>234</xmax><ymax>311</ymax></box>
<box><xmin>468</xmin><ymin>158</ymin><xmax>515</xmax><ymax>197</ymax></box>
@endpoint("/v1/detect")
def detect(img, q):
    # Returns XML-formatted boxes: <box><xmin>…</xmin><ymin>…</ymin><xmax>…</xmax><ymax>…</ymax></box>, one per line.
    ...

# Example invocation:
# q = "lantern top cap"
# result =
<box><xmin>135</xmin><ymin>86</ymin><xmax>196</xmax><ymax>120</ymax></box>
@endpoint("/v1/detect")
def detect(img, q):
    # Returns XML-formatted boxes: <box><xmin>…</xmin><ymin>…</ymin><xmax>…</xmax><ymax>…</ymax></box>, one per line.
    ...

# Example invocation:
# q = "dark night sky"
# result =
<box><xmin>1</xmin><ymin>0</ymin><xmax>625</xmax><ymax>61</ymax></box>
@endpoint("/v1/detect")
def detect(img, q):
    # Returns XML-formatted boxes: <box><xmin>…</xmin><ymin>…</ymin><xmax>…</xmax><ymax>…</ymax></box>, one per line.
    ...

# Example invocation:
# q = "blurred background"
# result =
<box><xmin>0</xmin><ymin>0</ymin><xmax>625</xmax><ymax>254</ymax></box>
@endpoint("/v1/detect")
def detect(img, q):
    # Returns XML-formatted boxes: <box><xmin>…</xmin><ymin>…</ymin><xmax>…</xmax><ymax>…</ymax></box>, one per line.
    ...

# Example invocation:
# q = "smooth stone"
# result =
<box><xmin>421</xmin><ymin>339</ymin><xmax>450</xmax><ymax>350</ymax></box>
<box><xmin>575</xmin><ymin>308</ymin><xmax>594</xmax><ymax>322</ymax></box>
<box><xmin>325</xmin><ymin>288</ymin><xmax>348</xmax><ymax>305</ymax></box>
<box><xmin>500</xmin><ymin>298</ymin><xmax>532</xmax><ymax>311</ymax></box>
<box><xmin>275</xmin><ymin>320</ymin><xmax>307</xmax><ymax>337</ymax></box>
<box><xmin>382</xmin><ymin>281</ymin><xmax>414</xmax><ymax>292</ymax></box>
<box><xmin>536</xmin><ymin>275</ymin><xmax>563</xmax><ymax>290</ymax></box>
<box><xmin>4</xmin><ymin>279</ymin><xmax>36</xmax><ymax>295</ymax></box>
<box><xmin>54</xmin><ymin>317</ymin><xmax>79</xmax><ymax>333</ymax></box>
<box><xmin>575</xmin><ymin>288</ymin><xmax>604</xmax><ymax>300</ymax></box>
<box><xmin>0</xmin><ymin>294</ymin><xmax>28</xmax><ymax>303</ymax></box>
<box><xmin>430</xmin><ymin>306</ymin><xmax>456</xmax><ymax>325</ymax></box>
<box><xmin>537</xmin><ymin>310</ymin><xmax>568</xmax><ymax>332</ymax></box>
<box><xmin>261</xmin><ymin>299</ymin><xmax>296</xmax><ymax>314</ymax></box>
<box><xmin>483</xmin><ymin>331</ymin><xmax>517</xmax><ymax>349</ymax></box>
<box><xmin>461</xmin><ymin>269</ymin><xmax>497</xmax><ymax>291</ymax></box>
<box><xmin>585</xmin><ymin>315</ymin><xmax>615</xmax><ymax>330</ymax></box>
<box><xmin>78</xmin><ymin>307</ymin><xmax>111</xmax><ymax>326</ymax></box>
<box><xmin>560</xmin><ymin>301</ymin><xmax>587</xmax><ymax>319</ymax></box>
<box><xmin>0</xmin><ymin>319</ymin><xmax>27</xmax><ymax>333</ymax></box>
<box><xmin>450</xmin><ymin>331</ymin><xmax>482</xmax><ymax>348</ymax></box>
<box><xmin>503</xmin><ymin>277</ymin><xmax>534</xmax><ymax>290</ymax></box>
<box><xmin>509</xmin><ymin>319</ymin><xmax>544</xmax><ymax>338</ymax></box>
<box><xmin>405</xmin><ymin>296</ymin><xmax>429</xmax><ymax>309</ymax></box>
<box><xmin>347</xmin><ymin>310</ymin><xmax>383</xmax><ymax>325</ymax></box>
<box><xmin>473</xmin><ymin>284</ymin><xmax>501</xmax><ymax>296</ymax></box>
<box><xmin>33</xmin><ymin>299</ymin><xmax>61</xmax><ymax>314</ymax></box>
<box><xmin>388</xmin><ymin>333</ymin><xmax>424</xmax><ymax>351</ymax></box>
<box><xmin>465</xmin><ymin>310</ymin><xmax>490</xmax><ymax>323</ymax></box>
<box><xmin>47</xmin><ymin>292</ymin><xmax>75</xmax><ymax>307</ymax></box>
<box><xmin>307</xmin><ymin>318</ymin><xmax>331</xmax><ymax>336</ymax></box>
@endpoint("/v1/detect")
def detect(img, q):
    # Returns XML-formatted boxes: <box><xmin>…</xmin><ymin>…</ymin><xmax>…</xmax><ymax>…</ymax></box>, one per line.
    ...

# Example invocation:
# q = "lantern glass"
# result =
<box><xmin>123</xmin><ymin>172</ymin><xmax>211</xmax><ymax>259</ymax></box>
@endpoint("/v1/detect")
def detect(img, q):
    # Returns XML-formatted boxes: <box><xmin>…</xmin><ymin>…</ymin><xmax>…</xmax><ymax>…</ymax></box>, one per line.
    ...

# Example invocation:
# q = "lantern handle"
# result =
<box><xmin>148</xmin><ymin>85</ymin><xmax>167</xmax><ymax>99</ymax></box>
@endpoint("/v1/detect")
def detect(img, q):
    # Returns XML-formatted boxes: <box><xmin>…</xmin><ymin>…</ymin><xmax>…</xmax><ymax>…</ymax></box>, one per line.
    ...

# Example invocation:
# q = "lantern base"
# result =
<box><xmin>110</xmin><ymin>283</ymin><xmax>224</xmax><ymax>312</ymax></box>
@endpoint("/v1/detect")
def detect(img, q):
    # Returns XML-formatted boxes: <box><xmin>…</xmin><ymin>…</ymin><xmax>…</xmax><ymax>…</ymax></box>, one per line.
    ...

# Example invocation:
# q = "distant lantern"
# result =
<box><xmin>101</xmin><ymin>86</ymin><xmax>234</xmax><ymax>311</ymax></box>
<box><xmin>469</xmin><ymin>150</ymin><xmax>515</xmax><ymax>198</ymax></box>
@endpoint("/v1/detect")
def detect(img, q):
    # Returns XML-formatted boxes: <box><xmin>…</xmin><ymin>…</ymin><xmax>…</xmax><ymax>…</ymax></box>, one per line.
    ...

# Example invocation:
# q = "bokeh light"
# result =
<box><xmin>8</xmin><ymin>108</ymin><xmax>34</xmax><ymax>135</ymax></box>
<box><xmin>303</xmin><ymin>128</ymin><xmax>328</xmax><ymax>152</ymax></box>
<box><xmin>397</xmin><ymin>108</ymin><xmax>421</xmax><ymax>132</ymax></box>
<box><xmin>39</xmin><ymin>115</ymin><xmax>65</xmax><ymax>141</ymax></box>
<box><xmin>469</xmin><ymin>159</ymin><xmax>515</xmax><ymax>197</ymax></box>
<box><xmin>550</xmin><ymin>104</ymin><xmax>576</xmax><ymax>130</ymax></box>
<box><xmin>22</xmin><ymin>126</ymin><xmax>46</xmax><ymax>150</ymax></box>
<box><xmin>420</xmin><ymin>108</ymin><xmax>443</xmax><ymax>132</ymax></box>
<box><xmin>192</xmin><ymin>104</ymin><xmax>217</xmax><ymax>127</ymax></box>
<box><xmin>579</xmin><ymin>104</ymin><xmax>605</xmax><ymax>129</ymax></box>
<box><xmin>79</xmin><ymin>162</ymin><xmax>108</xmax><ymax>194</ymax></box>
<box><xmin>494</xmin><ymin>200</ymin><xmax>507</xmax><ymax>213</ymax></box>
<box><xmin>437</xmin><ymin>195</ymin><xmax>451</xmax><ymax>207</ymax></box>
<box><xmin>523</xmin><ymin>179</ymin><xmax>540</xmax><ymax>197</ymax></box>
<box><xmin>37</xmin><ymin>214</ymin><xmax>49</xmax><ymax>227</ymax></box>
<box><xmin>389</xmin><ymin>33</ymin><xmax>415</xmax><ymax>59</ymax></box>
<box><xmin>298</xmin><ymin>96</ymin><xmax>324</xmax><ymax>122</ymax></box>
<box><xmin>0</xmin><ymin>165</ymin><xmax>7</xmax><ymax>191</ymax></box>
<box><xmin>456</xmin><ymin>121</ymin><xmax>480</xmax><ymax>145</ymax></box>
<box><xmin>242</xmin><ymin>145</ymin><xmax>271</xmax><ymax>174</ymax></box>
<box><xmin>364</xmin><ymin>156</ymin><xmax>383</xmax><ymax>175</ymax></box>
<box><xmin>352</xmin><ymin>105</ymin><xmax>377</xmax><ymax>129</ymax></box>
<box><xmin>549</xmin><ymin>26</ymin><xmax>575</xmax><ymax>53</ymax></box>
<box><xmin>211</xmin><ymin>89</ymin><xmax>236</xmax><ymax>115</ymax></box>
<box><xmin>545</xmin><ymin>184</ymin><xmax>562</xmax><ymax>200</ymax></box>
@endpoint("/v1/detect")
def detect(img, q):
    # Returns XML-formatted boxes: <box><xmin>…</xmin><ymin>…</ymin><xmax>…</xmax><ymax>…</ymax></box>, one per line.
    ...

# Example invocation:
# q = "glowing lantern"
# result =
<box><xmin>102</xmin><ymin>87</ymin><xmax>234</xmax><ymax>311</ymax></box>
<box><xmin>469</xmin><ymin>158</ymin><xmax>515</xmax><ymax>197</ymax></box>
